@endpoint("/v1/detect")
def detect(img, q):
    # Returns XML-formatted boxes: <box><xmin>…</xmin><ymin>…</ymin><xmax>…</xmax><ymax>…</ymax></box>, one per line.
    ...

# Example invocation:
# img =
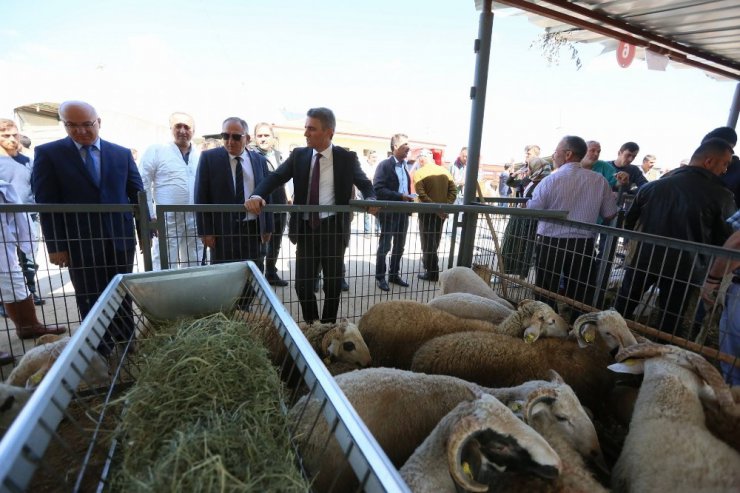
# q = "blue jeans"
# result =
<box><xmin>720</xmin><ymin>282</ymin><xmax>740</xmax><ymax>385</ymax></box>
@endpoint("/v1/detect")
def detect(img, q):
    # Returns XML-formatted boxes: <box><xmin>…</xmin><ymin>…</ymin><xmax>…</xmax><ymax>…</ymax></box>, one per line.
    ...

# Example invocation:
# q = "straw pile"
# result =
<box><xmin>112</xmin><ymin>314</ymin><xmax>310</xmax><ymax>492</ymax></box>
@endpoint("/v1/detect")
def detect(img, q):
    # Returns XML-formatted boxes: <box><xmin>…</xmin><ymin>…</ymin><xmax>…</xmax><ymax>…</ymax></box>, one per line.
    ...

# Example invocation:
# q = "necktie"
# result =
<box><xmin>234</xmin><ymin>156</ymin><xmax>244</xmax><ymax>204</ymax></box>
<box><xmin>309</xmin><ymin>153</ymin><xmax>321</xmax><ymax>229</ymax></box>
<box><xmin>82</xmin><ymin>145</ymin><xmax>99</xmax><ymax>185</ymax></box>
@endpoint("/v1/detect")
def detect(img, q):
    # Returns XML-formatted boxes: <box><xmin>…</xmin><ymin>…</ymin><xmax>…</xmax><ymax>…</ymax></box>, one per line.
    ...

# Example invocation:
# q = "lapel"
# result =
<box><xmin>295</xmin><ymin>148</ymin><xmax>312</xmax><ymax>204</ymax></box>
<box><xmin>332</xmin><ymin>146</ymin><xmax>345</xmax><ymax>202</ymax></box>
<box><xmin>65</xmin><ymin>137</ymin><xmax>99</xmax><ymax>188</ymax></box>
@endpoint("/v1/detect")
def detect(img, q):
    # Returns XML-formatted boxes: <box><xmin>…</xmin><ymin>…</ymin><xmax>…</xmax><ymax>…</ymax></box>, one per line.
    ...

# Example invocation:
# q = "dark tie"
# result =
<box><xmin>309</xmin><ymin>153</ymin><xmax>321</xmax><ymax>229</ymax></box>
<box><xmin>82</xmin><ymin>145</ymin><xmax>99</xmax><ymax>185</ymax></box>
<box><xmin>234</xmin><ymin>156</ymin><xmax>244</xmax><ymax>204</ymax></box>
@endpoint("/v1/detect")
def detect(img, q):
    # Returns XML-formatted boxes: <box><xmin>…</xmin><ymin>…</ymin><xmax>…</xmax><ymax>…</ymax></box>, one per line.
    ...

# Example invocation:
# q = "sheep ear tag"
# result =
<box><xmin>523</xmin><ymin>326</ymin><xmax>539</xmax><ymax>344</ymax></box>
<box><xmin>608</xmin><ymin>359</ymin><xmax>644</xmax><ymax>375</ymax></box>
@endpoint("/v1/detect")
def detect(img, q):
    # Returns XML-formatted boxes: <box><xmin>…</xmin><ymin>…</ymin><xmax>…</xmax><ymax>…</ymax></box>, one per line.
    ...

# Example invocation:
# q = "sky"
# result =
<box><xmin>0</xmin><ymin>0</ymin><xmax>736</xmax><ymax>170</ymax></box>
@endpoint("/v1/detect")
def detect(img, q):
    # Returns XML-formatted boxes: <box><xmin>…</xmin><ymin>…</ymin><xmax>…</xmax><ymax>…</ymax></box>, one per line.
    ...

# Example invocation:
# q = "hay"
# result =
<box><xmin>113</xmin><ymin>313</ymin><xmax>310</xmax><ymax>492</ymax></box>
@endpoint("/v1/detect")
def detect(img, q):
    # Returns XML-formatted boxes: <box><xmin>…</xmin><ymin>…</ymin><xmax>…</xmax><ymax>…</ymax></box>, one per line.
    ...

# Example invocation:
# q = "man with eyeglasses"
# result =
<box><xmin>32</xmin><ymin>101</ymin><xmax>144</xmax><ymax>356</ymax></box>
<box><xmin>194</xmin><ymin>117</ymin><xmax>272</xmax><ymax>297</ymax></box>
<box><xmin>246</xmin><ymin>107</ymin><xmax>378</xmax><ymax>324</ymax></box>
<box><xmin>139</xmin><ymin>112</ymin><xmax>201</xmax><ymax>269</ymax></box>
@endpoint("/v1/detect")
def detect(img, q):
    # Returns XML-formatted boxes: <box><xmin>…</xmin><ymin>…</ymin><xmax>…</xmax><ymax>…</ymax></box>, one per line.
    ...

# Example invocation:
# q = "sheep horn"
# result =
<box><xmin>572</xmin><ymin>312</ymin><xmax>600</xmax><ymax>347</ymax></box>
<box><xmin>523</xmin><ymin>387</ymin><xmax>558</xmax><ymax>423</ymax></box>
<box><xmin>614</xmin><ymin>341</ymin><xmax>667</xmax><ymax>362</ymax></box>
<box><xmin>684</xmin><ymin>351</ymin><xmax>737</xmax><ymax>414</ymax></box>
<box><xmin>447</xmin><ymin>416</ymin><xmax>496</xmax><ymax>493</ymax></box>
<box><xmin>548</xmin><ymin>369</ymin><xmax>565</xmax><ymax>385</ymax></box>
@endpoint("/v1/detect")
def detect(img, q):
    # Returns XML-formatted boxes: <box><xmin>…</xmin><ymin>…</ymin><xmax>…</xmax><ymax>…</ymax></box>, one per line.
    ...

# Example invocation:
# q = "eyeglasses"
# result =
<box><xmin>221</xmin><ymin>133</ymin><xmax>245</xmax><ymax>141</ymax></box>
<box><xmin>64</xmin><ymin>121</ymin><xmax>98</xmax><ymax>129</ymax></box>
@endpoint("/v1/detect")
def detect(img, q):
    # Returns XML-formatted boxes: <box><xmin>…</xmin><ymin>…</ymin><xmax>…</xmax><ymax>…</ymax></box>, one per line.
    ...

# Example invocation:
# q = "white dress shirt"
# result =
<box><xmin>230</xmin><ymin>150</ymin><xmax>257</xmax><ymax>220</ymax></box>
<box><xmin>307</xmin><ymin>145</ymin><xmax>336</xmax><ymax>219</ymax></box>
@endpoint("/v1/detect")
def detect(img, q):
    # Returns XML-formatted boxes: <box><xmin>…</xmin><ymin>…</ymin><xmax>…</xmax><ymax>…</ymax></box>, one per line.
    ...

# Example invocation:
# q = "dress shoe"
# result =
<box><xmin>417</xmin><ymin>272</ymin><xmax>439</xmax><ymax>282</ymax></box>
<box><xmin>341</xmin><ymin>279</ymin><xmax>350</xmax><ymax>292</ymax></box>
<box><xmin>388</xmin><ymin>276</ymin><xmax>409</xmax><ymax>287</ymax></box>
<box><xmin>266</xmin><ymin>274</ymin><xmax>289</xmax><ymax>287</ymax></box>
<box><xmin>33</xmin><ymin>293</ymin><xmax>46</xmax><ymax>306</ymax></box>
<box><xmin>376</xmin><ymin>279</ymin><xmax>390</xmax><ymax>292</ymax></box>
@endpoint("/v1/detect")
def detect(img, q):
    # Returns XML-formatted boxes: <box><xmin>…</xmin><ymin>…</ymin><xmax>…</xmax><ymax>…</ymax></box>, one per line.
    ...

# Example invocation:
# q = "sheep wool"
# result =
<box><xmin>439</xmin><ymin>266</ymin><xmax>515</xmax><ymax>309</ymax></box>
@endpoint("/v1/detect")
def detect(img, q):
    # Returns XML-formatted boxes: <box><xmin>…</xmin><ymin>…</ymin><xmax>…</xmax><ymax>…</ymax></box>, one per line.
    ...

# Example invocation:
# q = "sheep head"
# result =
<box><xmin>446</xmin><ymin>393</ymin><xmax>561</xmax><ymax>492</ymax></box>
<box><xmin>321</xmin><ymin>319</ymin><xmax>372</xmax><ymax>368</ymax></box>
<box><xmin>610</xmin><ymin>342</ymin><xmax>737</xmax><ymax>415</ymax></box>
<box><xmin>517</xmin><ymin>300</ymin><xmax>569</xmax><ymax>343</ymax></box>
<box><xmin>572</xmin><ymin>310</ymin><xmax>638</xmax><ymax>352</ymax></box>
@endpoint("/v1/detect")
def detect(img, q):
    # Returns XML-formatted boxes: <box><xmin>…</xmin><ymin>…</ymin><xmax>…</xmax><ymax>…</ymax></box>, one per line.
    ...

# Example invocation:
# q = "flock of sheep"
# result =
<box><xmin>0</xmin><ymin>266</ymin><xmax>738</xmax><ymax>492</ymax></box>
<box><xmin>280</xmin><ymin>266</ymin><xmax>740</xmax><ymax>492</ymax></box>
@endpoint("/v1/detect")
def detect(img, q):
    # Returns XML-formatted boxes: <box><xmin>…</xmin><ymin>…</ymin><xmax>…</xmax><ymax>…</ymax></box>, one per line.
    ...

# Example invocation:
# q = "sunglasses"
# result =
<box><xmin>221</xmin><ymin>133</ymin><xmax>245</xmax><ymax>141</ymax></box>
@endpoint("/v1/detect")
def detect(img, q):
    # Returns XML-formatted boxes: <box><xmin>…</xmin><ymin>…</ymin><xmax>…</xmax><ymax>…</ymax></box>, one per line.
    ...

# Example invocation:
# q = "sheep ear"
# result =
<box><xmin>523</xmin><ymin>326</ymin><xmax>540</xmax><ymax>344</ymax></box>
<box><xmin>608</xmin><ymin>359</ymin><xmax>645</xmax><ymax>375</ymax></box>
<box><xmin>517</xmin><ymin>299</ymin><xmax>535</xmax><ymax>309</ymax></box>
<box><xmin>26</xmin><ymin>367</ymin><xmax>48</xmax><ymax>389</ymax></box>
<box><xmin>575</xmin><ymin>324</ymin><xmax>597</xmax><ymax>348</ymax></box>
<box><xmin>548</xmin><ymin>370</ymin><xmax>565</xmax><ymax>384</ymax></box>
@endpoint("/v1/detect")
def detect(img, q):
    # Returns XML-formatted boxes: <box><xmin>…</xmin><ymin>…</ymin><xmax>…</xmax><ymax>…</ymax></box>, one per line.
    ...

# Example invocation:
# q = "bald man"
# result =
<box><xmin>32</xmin><ymin>100</ymin><xmax>144</xmax><ymax>355</ymax></box>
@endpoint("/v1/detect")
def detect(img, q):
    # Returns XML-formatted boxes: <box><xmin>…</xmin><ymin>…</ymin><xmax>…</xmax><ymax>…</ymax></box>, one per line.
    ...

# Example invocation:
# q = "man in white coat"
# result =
<box><xmin>139</xmin><ymin>112</ymin><xmax>201</xmax><ymax>269</ymax></box>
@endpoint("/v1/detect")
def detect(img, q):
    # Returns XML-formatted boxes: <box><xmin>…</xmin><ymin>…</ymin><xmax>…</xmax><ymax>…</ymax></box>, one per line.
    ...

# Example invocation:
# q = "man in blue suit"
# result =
<box><xmin>246</xmin><ymin>107</ymin><xmax>378</xmax><ymax>323</ymax></box>
<box><xmin>32</xmin><ymin>100</ymin><xmax>143</xmax><ymax>354</ymax></box>
<box><xmin>194</xmin><ymin>117</ymin><xmax>272</xmax><ymax>271</ymax></box>
<box><xmin>373</xmin><ymin>133</ymin><xmax>414</xmax><ymax>291</ymax></box>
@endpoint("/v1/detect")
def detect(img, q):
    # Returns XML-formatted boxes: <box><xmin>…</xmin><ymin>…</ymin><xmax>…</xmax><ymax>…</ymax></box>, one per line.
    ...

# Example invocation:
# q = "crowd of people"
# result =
<box><xmin>1</xmin><ymin>100</ymin><xmax>738</xmax><ymax>381</ymax></box>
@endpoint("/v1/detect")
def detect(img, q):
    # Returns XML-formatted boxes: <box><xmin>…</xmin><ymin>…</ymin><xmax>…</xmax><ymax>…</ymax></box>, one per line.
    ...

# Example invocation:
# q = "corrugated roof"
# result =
<box><xmin>492</xmin><ymin>0</ymin><xmax>740</xmax><ymax>80</ymax></box>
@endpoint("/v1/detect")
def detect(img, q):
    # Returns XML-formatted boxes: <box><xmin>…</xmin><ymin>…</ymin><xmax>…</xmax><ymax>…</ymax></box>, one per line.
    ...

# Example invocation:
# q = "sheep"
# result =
<box><xmin>249</xmin><ymin>316</ymin><xmax>372</xmax><ymax>373</ymax></box>
<box><xmin>5</xmin><ymin>334</ymin><xmax>109</xmax><ymax>389</ymax></box>
<box><xmin>483</xmin><ymin>387</ymin><xmax>609</xmax><ymax>492</ymax></box>
<box><xmin>440</xmin><ymin>266</ymin><xmax>515</xmax><ymax>309</ymax></box>
<box><xmin>609</xmin><ymin>342</ymin><xmax>740</xmax><ymax>492</ymax></box>
<box><xmin>0</xmin><ymin>383</ymin><xmax>31</xmax><ymax>433</ymax></box>
<box><xmin>410</xmin><ymin>310</ymin><xmax>638</xmax><ymax>417</ymax></box>
<box><xmin>290</xmin><ymin>368</ymin><xmax>601</xmax><ymax>493</ymax></box>
<box><xmin>428</xmin><ymin>292</ymin><xmax>515</xmax><ymax>324</ymax></box>
<box><xmin>399</xmin><ymin>393</ymin><xmax>562</xmax><ymax>493</ymax></box>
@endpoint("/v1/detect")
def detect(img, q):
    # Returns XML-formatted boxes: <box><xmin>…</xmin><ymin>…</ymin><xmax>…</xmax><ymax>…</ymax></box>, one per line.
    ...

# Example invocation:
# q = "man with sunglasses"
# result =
<box><xmin>246</xmin><ymin>107</ymin><xmax>378</xmax><ymax>324</ymax></box>
<box><xmin>139</xmin><ymin>112</ymin><xmax>201</xmax><ymax>269</ymax></box>
<box><xmin>32</xmin><ymin>100</ymin><xmax>144</xmax><ymax>355</ymax></box>
<box><xmin>194</xmin><ymin>117</ymin><xmax>272</xmax><ymax>276</ymax></box>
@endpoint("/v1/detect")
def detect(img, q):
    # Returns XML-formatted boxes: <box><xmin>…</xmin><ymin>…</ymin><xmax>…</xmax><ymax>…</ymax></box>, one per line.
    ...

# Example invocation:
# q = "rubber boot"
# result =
<box><xmin>4</xmin><ymin>296</ymin><xmax>66</xmax><ymax>339</ymax></box>
<box><xmin>20</xmin><ymin>251</ymin><xmax>44</xmax><ymax>306</ymax></box>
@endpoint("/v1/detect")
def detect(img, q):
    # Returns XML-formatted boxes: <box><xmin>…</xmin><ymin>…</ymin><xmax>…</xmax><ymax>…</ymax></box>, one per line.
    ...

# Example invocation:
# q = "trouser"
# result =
<box><xmin>534</xmin><ymin>236</ymin><xmax>596</xmax><ymax>316</ymax></box>
<box><xmin>295</xmin><ymin>216</ymin><xmax>344</xmax><ymax>324</ymax></box>
<box><xmin>153</xmin><ymin>211</ymin><xmax>200</xmax><ymax>270</ymax></box>
<box><xmin>419</xmin><ymin>213</ymin><xmax>444</xmax><ymax>275</ymax></box>
<box><xmin>67</xmin><ymin>241</ymin><xmax>135</xmax><ymax>356</ymax></box>
<box><xmin>265</xmin><ymin>212</ymin><xmax>286</xmax><ymax>276</ymax></box>
<box><xmin>720</xmin><ymin>281</ymin><xmax>740</xmax><ymax>385</ymax></box>
<box><xmin>375</xmin><ymin>213</ymin><xmax>409</xmax><ymax>279</ymax></box>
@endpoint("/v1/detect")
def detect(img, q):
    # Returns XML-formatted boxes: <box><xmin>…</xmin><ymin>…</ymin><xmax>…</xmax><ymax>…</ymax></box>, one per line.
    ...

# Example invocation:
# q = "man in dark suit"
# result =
<box><xmin>32</xmin><ymin>100</ymin><xmax>143</xmax><ymax>354</ymax></box>
<box><xmin>373</xmin><ymin>133</ymin><xmax>414</xmax><ymax>291</ymax></box>
<box><xmin>246</xmin><ymin>107</ymin><xmax>378</xmax><ymax>323</ymax></box>
<box><xmin>194</xmin><ymin>117</ymin><xmax>272</xmax><ymax>272</ymax></box>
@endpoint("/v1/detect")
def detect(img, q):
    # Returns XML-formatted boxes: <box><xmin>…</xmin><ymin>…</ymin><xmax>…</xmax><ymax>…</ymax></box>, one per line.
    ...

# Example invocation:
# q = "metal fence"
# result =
<box><xmin>1</xmin><ymin>198</ymin><xmax>738</xmax><ymax>383</ymax></box>
<box><xmin>0</xmin><ymin>262</ymin><xmax>409</xmax><ymax>492</ymax></box>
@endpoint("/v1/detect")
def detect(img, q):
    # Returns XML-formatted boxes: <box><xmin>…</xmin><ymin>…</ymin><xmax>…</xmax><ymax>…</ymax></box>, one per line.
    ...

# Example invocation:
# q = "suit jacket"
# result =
<box><xmin>373</xmin><ymin>157</ymin><xmax>411</xmax><ymax>218</ymax></box>
<box><xmin>194</xmin><ymin>147</ymin><xmax>272</xmax><ymax>237</ymax></box>
<box><xmin>32</xmin><ymin>136</ymin><xmax>143</xmax><ymax>254</ymax></box>
<box><xmin>252</xmin><ymin>145</ymin><xmax>375</xmax><ymax>245</ymax></box>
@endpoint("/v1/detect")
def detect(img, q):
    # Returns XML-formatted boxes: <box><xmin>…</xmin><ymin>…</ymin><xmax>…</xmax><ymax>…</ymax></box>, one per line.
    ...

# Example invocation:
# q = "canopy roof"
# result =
<box><xmin>492</xmin><ymin>0</ymin><xmax>740</xmax><ymax>80</ymax></box>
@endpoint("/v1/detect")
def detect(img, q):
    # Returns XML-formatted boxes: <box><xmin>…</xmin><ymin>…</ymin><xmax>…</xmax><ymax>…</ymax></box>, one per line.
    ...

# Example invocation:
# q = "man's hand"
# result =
<box><xmin>615</xmin><ymin>171</ymin><xmax>630</xmax><ymax>185</ymax></box>
<box><xmin>49</xmin><ymin>251</ymin><xmax>70</xmax><ymax>268</ymax></box>
<box><xmin>701</xmin><ymin>279</ymin><xmax>721</xmax><ymax>306</ymax></box>
<box><xmin>368</xmin><ymin>206</ymin><xmax>381</xmax><ymax>215</ymax></box>
<box><xmin>245</xmin><ymin>196</ymin><xmax>266</xmax><ymax>214</ymax></box>
<box><xmin>261</xmin><ymin>233</ymin><xmax>272</xmax><ymax>244</ymax></box>
<box><xmin>401</xmin><ymin>194</ymin><xmax>414</xmax><ymax>202</ymax></box>
<box><xmin>201</xmin><ymin>235</ymin><xmax>216</xmax><ymax>249</ymax></box>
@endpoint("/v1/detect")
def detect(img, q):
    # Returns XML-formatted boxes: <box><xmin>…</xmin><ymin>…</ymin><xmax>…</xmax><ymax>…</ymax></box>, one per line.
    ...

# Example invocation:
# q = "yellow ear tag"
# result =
<box><xmin>622</xmin><ymin>358</ymin><xmax>638</xmax><ymax>365</ymax></box>
<box><xmin>463</xmin><ymin>461</ymin><xmax>473</xmax><ymax>479</ymax></box>
<box><xmin>584</xmin><ymin>331</ymin><xmax>596</xmax><ymax>343</ymax></box>
<box><xmin>509</xmin><ymin>402</ymin><xmax>523</xmax><ymax>412</ymax></box>
<box><xmin>28</xmin><ymin>372</ymin><xmax>44</xmax><ymax>386</ymax></box>
<box><xmin>524</xmin><ymin>333</ymin><xmax>536</xmax><ymax>344</ymax></box>
<box><xmin>323</xmin><ymin>357</ymin><xmax>331</xmax><ymax>365</ymax></box>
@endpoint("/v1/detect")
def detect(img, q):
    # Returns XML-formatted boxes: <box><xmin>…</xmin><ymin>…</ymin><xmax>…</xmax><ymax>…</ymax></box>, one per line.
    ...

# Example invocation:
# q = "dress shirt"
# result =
<box><xmin>394</xmin><ymin>157</ymin><xmax>409</xmax><ymax>194</ymax></box>
<box><xmin>528</xmin><ymin>162</ymin><xmax>618</xmax><ymax>239</ymax></box>
<box><xmin>307</xmin><ymin>145</ymin><xmax>335</xmax><ymax>219</ymax></box>
<box><xmin>73</xmin><ymin>137</ymin><xmax>101</xmax><ymax>182</ymax></box>
<box><xmin>230</xmin><ymin>150</ymin><xmax>257</xmax><ymax>220</ymax></box>
<box><xmin>139</xmin><ymin>142</ymin><xmax>200</xmax><ymax>216</ymax></box>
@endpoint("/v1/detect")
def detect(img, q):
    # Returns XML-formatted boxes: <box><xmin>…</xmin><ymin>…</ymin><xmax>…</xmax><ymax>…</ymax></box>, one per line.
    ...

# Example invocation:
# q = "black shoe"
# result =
<box><xmin>376</xmin><ymin>279</ymin><xmax>390</xmax><ymax>291</ymax></box>
<box><xmin>418</xmin><ymin>272</ymin><xmax>439</xmax><ymax>282</ymax></box>
<box><xmin>32</xmin><ymin>293</ymin><xmax>46</xmax><ymax>306</ymax></box>
<box><xmin>266</xmin><ymin>274</ymin><xmax>289</xmax><ymax>287</ymax></box>
<box><xmin>341</xmin><ymin>279</ymin><xmax>350</xmax><ymax>292</ymax></box>
<box><xmin>0</xmin><ymin>304</ymin><xmax>6</xmax><ymax>318</ymax></box>
<box><xmin>388</xmin><ymin>276</ymin><xmax>409</xmax><ymax>287</ymax></box>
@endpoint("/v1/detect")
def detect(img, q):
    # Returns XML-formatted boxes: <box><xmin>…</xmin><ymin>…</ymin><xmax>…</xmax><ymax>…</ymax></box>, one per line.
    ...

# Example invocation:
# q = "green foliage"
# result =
<box><xmin>530</xmin><ymin>31</ymin><xmax>583</xmax><ymax>70</ymax></box>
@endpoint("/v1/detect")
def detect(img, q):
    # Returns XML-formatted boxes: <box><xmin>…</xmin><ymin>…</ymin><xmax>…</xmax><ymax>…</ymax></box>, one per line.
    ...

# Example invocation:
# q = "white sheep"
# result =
<box><xmin>291</xmin><ymin>368</ymin><xmax>601</xmax><ymax>493</ymax></box>
<box><xmin>440</xmin><ymin>266</ymin><xmax>515</xmax><ymax>309</ymax></box>
<box><xmin>249</xmin><ymin>316</ymin><xmax>372</xmax><ymax>373</ymax></box>
<box><xmin>609</xmin><ymin>342</ymin><xmax>740</xmax><ymax>492</ymax></box>
<box><xmin>410</xmin><ymin>310</ymin><xmax>638</xmax><ymax>416</ymax></box>
<box><xmin>400</xmin><ymin>393</ymin><xmax>562</xmax><ymax>493</ymax></box>
<box><xmin>0</xmin><ymin>383</ymin><xmax>31</xmax><ymax>433</ymax></box>
<box><xmin>427</xmin><ymin>292</ymin><xmax>515</xmax><ymax>324</ymax></box>
<box><xmin>5</xmin><ymin>334</ymin><xmax>109</xmax><ymax>389</ymax></box>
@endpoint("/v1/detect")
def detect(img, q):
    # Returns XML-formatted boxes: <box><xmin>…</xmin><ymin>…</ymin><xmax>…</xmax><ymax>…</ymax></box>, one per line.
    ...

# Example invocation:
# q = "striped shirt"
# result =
<box><xmin>527</xmin><ymin>162</ymin><xmax>618</xmax><ymax>238</ymax></box>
